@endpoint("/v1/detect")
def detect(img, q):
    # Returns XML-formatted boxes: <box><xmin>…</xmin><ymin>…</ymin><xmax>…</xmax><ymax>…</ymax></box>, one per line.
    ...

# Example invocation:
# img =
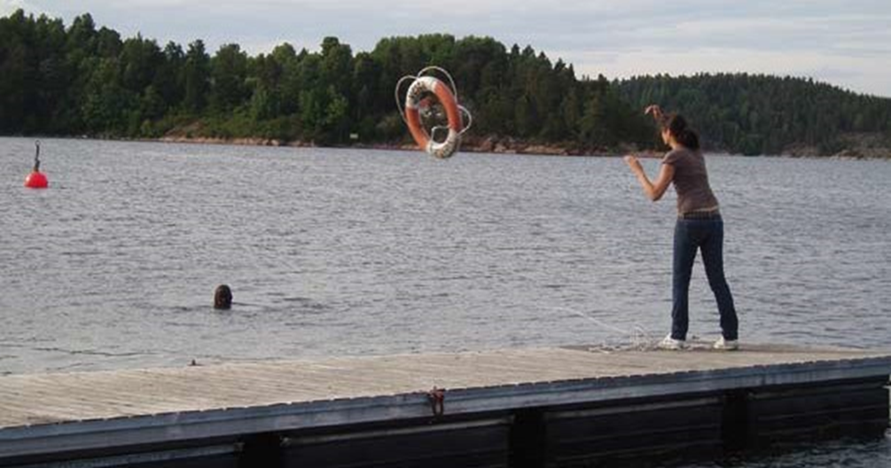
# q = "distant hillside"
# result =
<box><xmin>2</xmin><ymin>9</ymin><xmax>890</xmax><ymax>157</ymax></box>
<box><xmin>619</xmin><ymin>74</ymin><xmax>891</xmax><ymax>156</ymax></box>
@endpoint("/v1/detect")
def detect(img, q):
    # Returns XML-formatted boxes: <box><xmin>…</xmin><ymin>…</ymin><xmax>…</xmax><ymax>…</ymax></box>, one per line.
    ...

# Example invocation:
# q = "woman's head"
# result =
<box><xmin>660</xmin><ymin>114</ymin><xmax>700</xmax><ymax>150</ymax></box>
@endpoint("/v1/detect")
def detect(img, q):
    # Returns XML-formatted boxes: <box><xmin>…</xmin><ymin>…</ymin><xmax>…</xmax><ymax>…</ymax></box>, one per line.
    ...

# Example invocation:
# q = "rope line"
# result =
<box><xmin>554</xmin><ymin>306</ymin><xmax>658</xmax><ymax>351</ymax></box>
<box><xmin>394</xmin><ymin>67</ymin><xmax>472</xmax><ymax>135</ymax></box>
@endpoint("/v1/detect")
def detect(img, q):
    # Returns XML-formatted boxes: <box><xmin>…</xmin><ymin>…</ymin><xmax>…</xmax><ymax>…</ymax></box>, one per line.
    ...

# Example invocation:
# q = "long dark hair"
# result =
<box><xmin>663</xmin><ymin>114</ymin><xmax>700</xmax><ymax>150</ymax></box>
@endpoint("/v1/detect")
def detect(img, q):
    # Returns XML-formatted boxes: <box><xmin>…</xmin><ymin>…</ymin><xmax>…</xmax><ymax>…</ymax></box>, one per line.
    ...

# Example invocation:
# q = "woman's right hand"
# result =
<box><xmin>644</xmin><ymin>105</ymin><xmax>663</xmax><ymax>120</ymax></box>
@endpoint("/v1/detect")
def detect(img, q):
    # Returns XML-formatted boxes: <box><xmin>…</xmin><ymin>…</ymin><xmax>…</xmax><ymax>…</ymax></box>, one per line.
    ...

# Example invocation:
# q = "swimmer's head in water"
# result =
<box><xmin>214</xmin><ymin>284</ymin><xmax>232</xmax><ymax>309</ymax></box>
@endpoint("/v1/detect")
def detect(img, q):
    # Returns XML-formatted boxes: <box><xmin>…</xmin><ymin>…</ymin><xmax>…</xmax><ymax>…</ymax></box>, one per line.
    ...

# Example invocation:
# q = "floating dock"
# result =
<box><xmin>1</xmin><ymin>344</ymin><xmax>889</xmax><ymax>467</ymax></box>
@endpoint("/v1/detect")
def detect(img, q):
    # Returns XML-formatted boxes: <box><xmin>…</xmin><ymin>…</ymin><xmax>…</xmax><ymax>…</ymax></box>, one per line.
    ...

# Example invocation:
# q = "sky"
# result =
<box><xmin>3</xmin><ymin>0</ymin><xmax>890</xmax><ymax>97</ymax></box>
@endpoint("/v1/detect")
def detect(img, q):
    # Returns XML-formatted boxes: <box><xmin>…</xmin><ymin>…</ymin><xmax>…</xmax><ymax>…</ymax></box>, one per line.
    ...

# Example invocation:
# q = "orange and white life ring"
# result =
<box><xmin>404</xmin><ymin>76</ymin><xmax>464</xmax><ymax>159</ymax></box>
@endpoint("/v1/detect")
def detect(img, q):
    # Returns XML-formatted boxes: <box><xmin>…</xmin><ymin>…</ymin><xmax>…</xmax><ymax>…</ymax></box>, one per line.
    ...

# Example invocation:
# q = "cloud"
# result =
<box><xmin>6</xmin><ymin>0</ymin><xmax>891</xmax><ymax>96</ymax></box>
<box><xmin>0</xmin><ymin>0</ymin><xmax>28</xmax><ymax>14</ymax></box>
<box><xmin>563</xmin><ymin>47</ymin><xmax>890</xmax><ymax>96</ymax></box>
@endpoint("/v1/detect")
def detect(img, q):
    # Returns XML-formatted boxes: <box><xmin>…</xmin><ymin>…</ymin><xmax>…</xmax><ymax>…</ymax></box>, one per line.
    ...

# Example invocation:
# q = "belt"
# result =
<box><xmin>679</xmin><ymin>210</ymin><xmax>722</xmax><ymax>220</ymax></box>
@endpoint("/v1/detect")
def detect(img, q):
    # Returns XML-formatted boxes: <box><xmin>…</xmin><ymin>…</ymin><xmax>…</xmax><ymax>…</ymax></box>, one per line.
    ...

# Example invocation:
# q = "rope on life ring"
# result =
<box><xmin>395</xmin><ymin>67</ymin><xmax>472</xmax><ymax>159</ymax></box>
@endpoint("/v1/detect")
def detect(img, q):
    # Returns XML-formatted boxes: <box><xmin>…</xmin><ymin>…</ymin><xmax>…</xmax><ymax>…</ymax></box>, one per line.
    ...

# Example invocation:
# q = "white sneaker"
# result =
<box><xmin>658</xmin><ymin>334</ymin><xmax>686</xmax><ymax>350</ymax></box>
<box><xmin>713</xmin><ymin>337</ymin><xmax>739</xmax><ymax>351</ymax></box>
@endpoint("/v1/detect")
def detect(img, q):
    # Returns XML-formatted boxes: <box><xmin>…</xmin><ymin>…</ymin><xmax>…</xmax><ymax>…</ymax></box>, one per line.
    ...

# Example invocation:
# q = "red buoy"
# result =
<box><xmin>24</xmin><ymin>141</ymin><xmax>48</xmax><ymax>189</ymax></box>
<box><xmin>24</xmin><ymin>171</ymin><xmax>48</xmax><ymax>189</ymax></box>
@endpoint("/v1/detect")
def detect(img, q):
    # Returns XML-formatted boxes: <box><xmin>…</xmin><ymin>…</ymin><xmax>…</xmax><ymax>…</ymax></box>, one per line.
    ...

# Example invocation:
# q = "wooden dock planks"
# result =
<box><xmin>0</xmin><ymin>344</ymin><xmax>889</xmax><ymax>463</ymax></box>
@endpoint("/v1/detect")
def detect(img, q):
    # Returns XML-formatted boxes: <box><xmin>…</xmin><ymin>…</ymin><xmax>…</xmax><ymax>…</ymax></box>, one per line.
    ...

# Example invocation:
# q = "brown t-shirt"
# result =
<box><xmin>662</xmin><ymin>148</ymin><xmax>719</xmax><ymax>215</ymax></box>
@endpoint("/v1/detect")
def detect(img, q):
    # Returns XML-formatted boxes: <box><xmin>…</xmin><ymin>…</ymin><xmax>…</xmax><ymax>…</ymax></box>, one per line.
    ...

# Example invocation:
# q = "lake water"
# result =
<box><xmin>2</xmin><ymin>137</ymin><xmax>890</xmax><ymax>465</ymax></box>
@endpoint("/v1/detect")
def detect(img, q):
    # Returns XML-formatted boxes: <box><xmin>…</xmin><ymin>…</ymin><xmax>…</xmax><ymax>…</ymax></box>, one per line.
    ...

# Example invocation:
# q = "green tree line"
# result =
<box><xmin>3</xmin><ymin>9</ymin><xmax>890</xmax><ymax>155</ymax></box>
<box><xmin>619</xmin><ymin>74</ymin><xmax>891</xmax><ymax>155</ymax></box>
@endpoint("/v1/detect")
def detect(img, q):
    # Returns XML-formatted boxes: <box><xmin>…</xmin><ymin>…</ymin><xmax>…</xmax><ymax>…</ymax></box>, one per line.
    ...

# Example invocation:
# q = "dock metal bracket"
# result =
<box><xmin>428</xmin><ymin>387</ymin><xmax>445</xmax><ymax>418</ymax></box>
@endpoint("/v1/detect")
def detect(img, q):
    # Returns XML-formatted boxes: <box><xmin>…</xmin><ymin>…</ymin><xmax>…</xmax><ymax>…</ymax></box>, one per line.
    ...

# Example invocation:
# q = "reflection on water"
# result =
<box><xmin>684</xmin><ymin>432</ymin><xmax>891</xmax><ymax>468</ymax></box>
<box><xmin>1</xmin><ymin>137</ymin><xmax>890</xmax><ymax>465</ymax></box>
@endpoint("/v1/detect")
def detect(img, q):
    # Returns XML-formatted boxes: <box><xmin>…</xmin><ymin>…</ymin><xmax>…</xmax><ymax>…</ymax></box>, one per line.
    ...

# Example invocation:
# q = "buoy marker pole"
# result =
<box><xmin>34</xmin><ymin>141</ymin><xmax>41</xmax><ymax>172</ymax></box>
<box><xmin>24</xmin><ymin>140</ymin><xmax>49</xmax><ymax>189</ymax></box>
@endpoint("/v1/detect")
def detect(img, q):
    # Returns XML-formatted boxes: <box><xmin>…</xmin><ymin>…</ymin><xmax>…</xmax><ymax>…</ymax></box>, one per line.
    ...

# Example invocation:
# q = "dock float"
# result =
<box><xmin>1</xmin><ymin>344</ymin><xmax>889</xmax><ymax>467</ymax></box>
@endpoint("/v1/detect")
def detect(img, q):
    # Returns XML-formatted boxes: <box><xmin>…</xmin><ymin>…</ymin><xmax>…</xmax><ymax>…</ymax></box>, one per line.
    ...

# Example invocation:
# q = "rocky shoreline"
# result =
<box><xmin>156</xmin><ymin>133</ymin><xmax>891</xmax><ymax>160</ymax></box>
<box><xmin>780</xmin><ymin>133</ymin><xmax>891</xmax><ymax>160</ymax></box>
<box><xmin>155</xmin><ymin>134</ymin><xmax>644</xmax><ymax>158</ymax></box>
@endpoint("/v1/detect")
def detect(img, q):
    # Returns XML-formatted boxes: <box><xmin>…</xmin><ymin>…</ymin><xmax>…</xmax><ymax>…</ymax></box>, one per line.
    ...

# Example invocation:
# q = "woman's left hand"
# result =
<box><xmin>624</xmin><ymin>155</ymin><xmax>643</xmax><ymax>173</ymax></box>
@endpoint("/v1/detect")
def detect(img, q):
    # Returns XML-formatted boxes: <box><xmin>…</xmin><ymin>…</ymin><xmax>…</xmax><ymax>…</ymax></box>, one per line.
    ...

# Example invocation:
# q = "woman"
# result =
<box><xmin>624</xmin><ymin>105</ymin><xmax>739</xmax><ymax>350</ymax></box>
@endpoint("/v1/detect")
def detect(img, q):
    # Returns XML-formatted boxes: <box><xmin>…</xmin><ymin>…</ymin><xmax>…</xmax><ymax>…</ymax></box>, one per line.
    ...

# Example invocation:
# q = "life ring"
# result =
<box><xmin>404</xmin><ymin>76</ymin><xmax>464</xmax><ymax>159</ymax></box>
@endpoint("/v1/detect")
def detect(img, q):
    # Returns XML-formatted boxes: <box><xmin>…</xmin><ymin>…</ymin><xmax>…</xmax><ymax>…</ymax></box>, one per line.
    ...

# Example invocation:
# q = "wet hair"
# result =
<box><xmin>662</xmin><ymin>114</ymin><xmax>700</xmax><ymax>150</ymax></box>
<box><xmin>214</xmin><ymin>285</ymin><xmax>232</xmax><ymax>310</ymax></box>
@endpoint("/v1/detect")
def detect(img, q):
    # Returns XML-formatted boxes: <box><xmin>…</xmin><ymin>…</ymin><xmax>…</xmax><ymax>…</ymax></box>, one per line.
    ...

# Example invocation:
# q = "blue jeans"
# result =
<box><xmin>671</xmin><ymin>216</ymin><xmax>738</xmax><ymax>341</ymax></box>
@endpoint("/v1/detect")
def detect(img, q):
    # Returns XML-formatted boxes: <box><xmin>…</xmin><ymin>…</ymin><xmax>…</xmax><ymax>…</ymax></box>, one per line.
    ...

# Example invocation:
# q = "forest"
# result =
<box><xmin>2</xmin><ymin>9</ymin><xmax>890</xmax><ymax>156</ymax></box>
